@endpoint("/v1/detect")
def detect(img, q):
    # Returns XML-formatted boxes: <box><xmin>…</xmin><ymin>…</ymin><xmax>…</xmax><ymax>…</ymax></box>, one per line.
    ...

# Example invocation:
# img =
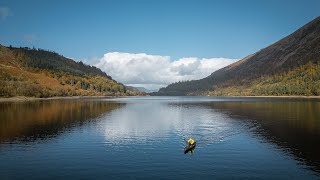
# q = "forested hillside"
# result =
<box><xmin>206</xmin><ymin>62</ymin><xmax>320</xmax><ymax>96</ymax></box>
<box><xmin>0</xmin><ymin>45</ymin><xmax>144</xmax><ymax>97</ymax></box>
<box><xmin>153</xmin><ymin>16</ymin><xmax>320</xmax><ymax>96</ymax></box>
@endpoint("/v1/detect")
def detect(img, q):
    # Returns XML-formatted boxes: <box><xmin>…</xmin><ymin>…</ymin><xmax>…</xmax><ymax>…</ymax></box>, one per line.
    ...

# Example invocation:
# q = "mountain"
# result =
<box><xmin>125</xmin><ymin>86</ymin><xmax>141</xmax><ymax>92</ymax></box>
<box><xmin>0</xmin><ymin>45</ymin><xmax>144</xmax><ymax>97</ymax></box>
<box><xmin>126</xmin><ymin>86</ymin><xmax>158</xmax><ymax>93</ymax></box>
<box><xmin>153</xmin><ymin>16</ymin><xmax>320</xmax><ymax>96</ymax></box>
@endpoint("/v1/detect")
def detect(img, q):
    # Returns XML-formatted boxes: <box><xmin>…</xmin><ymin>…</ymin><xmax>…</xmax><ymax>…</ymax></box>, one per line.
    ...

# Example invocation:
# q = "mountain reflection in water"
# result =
<box><xmin>0</xmin><ymin>97</ymin><xmax>319</xmax><ymax>179</ymax></box>
<box><xmin>0</xmin><ymin>100</ymin><xmax>123</xmax><ymax>142</ymax></box>
<box><xmin>206</xmin><ymin>101</ymin><xmax>320</xmax><ymax>172</ymax></box>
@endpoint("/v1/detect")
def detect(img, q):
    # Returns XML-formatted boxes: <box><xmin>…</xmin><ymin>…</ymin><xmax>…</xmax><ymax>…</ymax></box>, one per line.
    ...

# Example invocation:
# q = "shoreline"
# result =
<box><xmin>220</xmin><ymin>95</ymin><xmax>320</xmax><ymax>99</ymax></box>
<box><xmin>0</xmin><ymin>96</ymin><xmax>117</xmax><ymax>102</ymax></box>
<box><xmin>0</xmin><ymin>95</ymin><xmax>319</xmax><ymax>102</ymax></box>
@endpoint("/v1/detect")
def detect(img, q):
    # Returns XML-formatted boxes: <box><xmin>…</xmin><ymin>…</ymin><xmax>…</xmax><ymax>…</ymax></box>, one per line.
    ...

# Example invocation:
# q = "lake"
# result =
<box><xmin>0</xmin><ymin>96</ymin><xmax>320</xmax><ymax>179</ymax></box>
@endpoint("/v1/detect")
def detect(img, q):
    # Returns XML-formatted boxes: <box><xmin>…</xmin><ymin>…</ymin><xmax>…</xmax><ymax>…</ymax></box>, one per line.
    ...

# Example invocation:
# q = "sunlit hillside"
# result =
<box><xmin>0</xmin><ymin>45</ymin><xmax>145</xmax><ymax>97</ymax></box>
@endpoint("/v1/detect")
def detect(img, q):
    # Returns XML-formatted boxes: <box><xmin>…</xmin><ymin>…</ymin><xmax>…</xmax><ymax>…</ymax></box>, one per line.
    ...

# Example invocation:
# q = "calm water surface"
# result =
<box><xmin>0</xmin><ymin>96</ymin><xmax>320</xmax><ymax>179</ymax></box>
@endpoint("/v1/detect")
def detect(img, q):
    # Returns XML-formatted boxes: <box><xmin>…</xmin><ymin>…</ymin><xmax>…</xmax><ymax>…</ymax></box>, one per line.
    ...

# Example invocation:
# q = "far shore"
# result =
<box><xmin>0</xmin><ymin>95</ymin><xmax>319</xmax><ymax>102</ymax></box>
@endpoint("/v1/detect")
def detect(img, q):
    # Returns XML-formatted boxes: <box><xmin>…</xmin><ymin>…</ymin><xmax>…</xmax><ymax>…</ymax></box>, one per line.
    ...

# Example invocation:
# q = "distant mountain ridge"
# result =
<box><xmin>153</xmin><ymin>16</ymin><xmax>320</xmax><ymax>96</ymax></box>
<box><xmin>126</xmin><ymin>86</ymin><xmax>157</xmax><ymax>93</ymax></box>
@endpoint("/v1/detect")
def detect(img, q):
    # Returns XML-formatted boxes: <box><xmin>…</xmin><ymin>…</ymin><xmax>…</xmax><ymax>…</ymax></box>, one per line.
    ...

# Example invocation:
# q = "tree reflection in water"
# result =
<box><xmin>0</xmin><ymin>100</ymin><xmax>123</xmax><ymax>142</ymax></box>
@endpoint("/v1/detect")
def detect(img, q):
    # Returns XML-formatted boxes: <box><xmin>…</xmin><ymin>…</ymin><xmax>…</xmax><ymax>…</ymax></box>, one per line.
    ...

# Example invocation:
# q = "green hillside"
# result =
<box><xmin>206</xmin><ymin>62</ymin><xmax>320</xmax><ymax>96</ymax></box>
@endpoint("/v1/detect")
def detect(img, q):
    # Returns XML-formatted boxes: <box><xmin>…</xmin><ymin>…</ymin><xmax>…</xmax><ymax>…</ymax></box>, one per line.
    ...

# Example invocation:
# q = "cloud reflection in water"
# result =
<box><xmin>102</xmin><ymin>100</ymin><xmax>244</xmax><ymax>147</ymax></box>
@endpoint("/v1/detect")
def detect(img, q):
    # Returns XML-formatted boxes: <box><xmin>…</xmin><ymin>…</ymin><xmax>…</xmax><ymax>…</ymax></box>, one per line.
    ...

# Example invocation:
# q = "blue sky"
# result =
<box><xmin>0</xmin><ymin>0</ymin><xmax>319</xmax><ymax>89</ymax></box>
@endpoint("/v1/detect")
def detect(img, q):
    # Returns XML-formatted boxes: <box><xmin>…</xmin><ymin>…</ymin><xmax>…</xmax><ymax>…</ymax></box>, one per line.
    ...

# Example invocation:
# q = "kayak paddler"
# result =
<box><xmin>187</xmin><ymin>138</ymin><xmax>195</xmax><ymax>146</ymax></box>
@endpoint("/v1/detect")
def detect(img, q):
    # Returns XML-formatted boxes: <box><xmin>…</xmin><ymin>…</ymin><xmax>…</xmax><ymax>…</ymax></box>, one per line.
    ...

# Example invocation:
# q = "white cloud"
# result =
<box><xmin>95</xmin><ymin>52</ymin><xmax>237</xmax><ymax>90</ymax></box>
<box><xmin>0</xmin><ymin>7</ymin><xmax>12</xmax><ymax>20</ymax></box>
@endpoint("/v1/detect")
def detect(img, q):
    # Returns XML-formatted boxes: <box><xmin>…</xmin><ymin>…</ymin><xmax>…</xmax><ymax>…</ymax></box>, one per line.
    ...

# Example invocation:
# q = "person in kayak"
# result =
<box><xmin>187</xmin><ymin>138</ymin><xmax>195</xmax><ymax>146</ymax></box>
<box><xmin>184</xmin><ymin>138</ymin><xmax>196</xmax><ymax>154</ymax></box>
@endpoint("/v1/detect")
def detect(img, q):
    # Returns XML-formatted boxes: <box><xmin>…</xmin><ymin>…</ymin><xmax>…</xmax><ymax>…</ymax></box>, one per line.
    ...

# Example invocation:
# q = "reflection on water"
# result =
<box><xmin>206</xmin><ymin>101</ymin><xmax>320</xmax><ymax>172</ymax></box>
<box><xmin>102</xmin><ymin>101</ymin><xmax>241</xmax><ymax>147</ymax></box>
<box><xmin>0</xmin><ymin>100</ymin><xmax>123</xmax><ymax>142</ymax></box>
<box><xmin>0</xmin><ymin>97</ymin><xmax>319</xmax><ymax>179</ymax></box>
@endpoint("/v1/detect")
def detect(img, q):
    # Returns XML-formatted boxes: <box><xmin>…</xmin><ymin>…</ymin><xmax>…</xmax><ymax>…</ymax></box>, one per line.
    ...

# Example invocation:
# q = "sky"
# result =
<box><xmin>0</xmin><ymin>0</ymin><xmax>319</xmax><ymax>89</ymax></box>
